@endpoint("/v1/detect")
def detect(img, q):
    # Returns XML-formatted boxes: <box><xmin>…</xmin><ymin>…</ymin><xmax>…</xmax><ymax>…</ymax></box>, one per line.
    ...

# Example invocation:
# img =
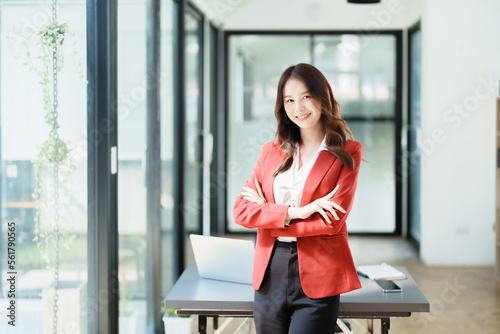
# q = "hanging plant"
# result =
<box><xmin>32</xmin><ymin>18</ymin><xmax>75</xmax><ymax>268</ymax></box>
<box><xmin>8</xmin><ymin>17</ymin><xmax>86</xmax><ymax>267</ymax></box>
<box><xmin>8</xmin><ymin>4</ymin><xmax>87</xmax><ymax>331</ymax></box>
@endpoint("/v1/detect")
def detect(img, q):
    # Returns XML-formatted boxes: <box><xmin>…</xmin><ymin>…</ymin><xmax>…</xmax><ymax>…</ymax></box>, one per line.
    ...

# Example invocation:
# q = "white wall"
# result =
<box><xmin>419</xmin><ymin>0</ymin><xmax>500</xmax><ymax>265</ymax></box>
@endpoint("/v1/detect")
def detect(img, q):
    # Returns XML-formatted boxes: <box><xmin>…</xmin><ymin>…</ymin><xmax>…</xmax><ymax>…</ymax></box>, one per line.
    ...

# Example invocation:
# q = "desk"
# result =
<box><xmin>165</xmin><ymin>265</ymin><xmax>429</xmax><ymax>334</ymax></box>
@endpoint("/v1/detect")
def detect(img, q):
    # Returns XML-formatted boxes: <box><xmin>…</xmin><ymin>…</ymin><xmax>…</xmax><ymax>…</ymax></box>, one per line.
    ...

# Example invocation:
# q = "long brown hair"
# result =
<box><xmin>273</xmin><ymin>63</ymin><xmax>355</xmax><ymax>176</ymax></box>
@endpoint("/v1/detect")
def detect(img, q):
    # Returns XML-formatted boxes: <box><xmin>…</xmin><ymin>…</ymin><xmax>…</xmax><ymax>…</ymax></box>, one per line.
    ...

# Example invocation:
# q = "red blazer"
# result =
<box><xmin>233</xmin><ymin>140</ymin><xmax>362</xmax><ymax>299</ymax></box>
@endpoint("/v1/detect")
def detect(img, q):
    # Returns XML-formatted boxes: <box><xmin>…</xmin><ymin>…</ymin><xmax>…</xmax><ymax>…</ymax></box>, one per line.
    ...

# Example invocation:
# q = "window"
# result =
<box><xmin>1</xmin><ymin>2</ymin><xmax>88</xmax><ymax>332</ymax></box>
<box><xmin>313</xmin><ymin>34</ymin><xmax>398</xmax><ymax>233</ymax></box>
<box><xmin>117</xmin><ymin>1</ymin><xmax>148</xmax><ymax>331</ymax></box>
<box><xmin>1</xmin><ymin>1</ymin><xmax>215</xmax><ymax>332</ymax></box>
<box><xmin>183</xmin><ymin>8</ymin><xmax>204</xmax><ymax>264</ymax></box>
<box><xmin>226</xmin><ymin>34</ymin><xmax>312</xmax><ymax>233</ymax></box>
<box><xmin>160</xmin><ymin>0</ymin><xmax>176</xmax><ymax>297</ymax></box>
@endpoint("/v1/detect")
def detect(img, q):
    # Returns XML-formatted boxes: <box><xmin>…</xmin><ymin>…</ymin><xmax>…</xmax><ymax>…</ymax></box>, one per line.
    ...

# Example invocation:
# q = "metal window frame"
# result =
<box><xmin>407</xmin><ymin>21</ymin><xmax>421</xmax><ymax>251</ymax></box>
<box><xmin>194</xmin><ymin>6</ymin><xmax>205</xmax><ymax>237</ymax></box>
<box><xmin>221</xmin><ymin>29</ymin><xmax>404</xmax><ymax>236</ymax></box>
<box><xmin>173</xmin><ymin>0</ymin><xmax>186</xmax><ymax>279</ymax></box>
<box><xmin>146</xmin><ymin>0</ymin><xmax>163</xmax><ymax>332</ymax></box>
<box><xmin>209</xmin><ymin>23</ymin><xmax>222</xmax><ymax>236</ymax></box>
<box><xmin>87</xmin><ymin>1</ymin><xmax>119</xmax><ymax>333</ymax></box>
<box><xmin>173</xmin><ymin>0</ymin><xmax>208</xmax><ymax>278</ymax></box>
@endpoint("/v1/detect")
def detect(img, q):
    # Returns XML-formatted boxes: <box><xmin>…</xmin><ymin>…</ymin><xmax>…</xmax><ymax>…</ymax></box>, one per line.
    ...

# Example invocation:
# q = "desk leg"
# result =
<box><xmin>367</xmin><ymin>319</ymin><xmax>373</xmax><ymax>334</ymax></box>
<box><xmin>198</xmin><ymin>315</ymin><xmax>207</xmax><ymax>334</ymax></box>
<box><xmin>213</xmin><ymin>316</ymin><xmax>219</xmax><ymax>330</ymax></box>
<box><xmin>381</xmin><ymin>318</ymin><xmax>390</xmax><ymax>334</ymax></box>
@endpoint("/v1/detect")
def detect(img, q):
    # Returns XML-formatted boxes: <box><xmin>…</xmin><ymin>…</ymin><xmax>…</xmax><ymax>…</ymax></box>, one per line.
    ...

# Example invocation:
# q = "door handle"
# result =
<box><xmin>188</xmin><ymin>130</ymin><xmax>213</xmax><ymax>167</ymax></box>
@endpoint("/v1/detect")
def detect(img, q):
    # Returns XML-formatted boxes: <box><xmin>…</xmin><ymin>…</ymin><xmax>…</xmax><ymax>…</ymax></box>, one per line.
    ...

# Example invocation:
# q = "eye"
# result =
<box><xmin>303</xmin><ymin>95</ymin><xmax>310</xmax><ymax>99</ymax></box>
<box><xmin>285</xmin><ymin>99</ymin><xmax>293</xmax><ymax>103</ymax></box>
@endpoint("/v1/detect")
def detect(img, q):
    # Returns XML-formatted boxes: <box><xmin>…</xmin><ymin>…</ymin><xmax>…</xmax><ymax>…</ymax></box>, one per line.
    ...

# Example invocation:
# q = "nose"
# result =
<box><xmin>295</xmin><ymin>100</ymin><xmax>305</xmax><ymax>112</ymax></box>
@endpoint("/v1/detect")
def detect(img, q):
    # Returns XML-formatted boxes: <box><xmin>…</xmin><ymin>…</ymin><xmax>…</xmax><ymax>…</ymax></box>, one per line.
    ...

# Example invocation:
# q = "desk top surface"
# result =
<box><xmin>165</xmin><ymin>265</ymin><xmax>429</xmax><ymax>314</ymax></box>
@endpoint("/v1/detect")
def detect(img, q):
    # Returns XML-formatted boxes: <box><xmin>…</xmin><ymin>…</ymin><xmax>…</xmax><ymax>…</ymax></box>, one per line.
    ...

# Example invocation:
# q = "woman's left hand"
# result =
<box><xmin>241</xmin><ymin>178</ymin><xmax>267</xmax><ymax>204</ymax></box>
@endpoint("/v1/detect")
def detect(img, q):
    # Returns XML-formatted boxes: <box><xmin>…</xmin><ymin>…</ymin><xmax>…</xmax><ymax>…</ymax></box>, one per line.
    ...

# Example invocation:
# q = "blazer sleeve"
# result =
<box><xmin>233</xmin><ymin>143</ymin><xmax>290</xmax><ymax>229</ymax></box>
<box><xmin>269</xmin><ymin>142</ymin><xmax>363</xmax><ymax>238</ymax></box>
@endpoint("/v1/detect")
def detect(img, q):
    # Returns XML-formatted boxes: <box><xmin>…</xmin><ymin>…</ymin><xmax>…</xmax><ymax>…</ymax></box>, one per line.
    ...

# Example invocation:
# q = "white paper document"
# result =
<box><xmin>356</xmin><ymin>263</ymin><xmax>407</xmax><ymax>281</ymax></box>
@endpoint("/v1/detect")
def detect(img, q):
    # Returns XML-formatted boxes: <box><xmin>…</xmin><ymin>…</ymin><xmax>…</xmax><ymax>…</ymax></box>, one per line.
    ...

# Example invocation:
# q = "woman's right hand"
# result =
<box><xmin>286</xmin><ymin>184</ymin><xmax>346</xmax><ymax>226</ymax></box>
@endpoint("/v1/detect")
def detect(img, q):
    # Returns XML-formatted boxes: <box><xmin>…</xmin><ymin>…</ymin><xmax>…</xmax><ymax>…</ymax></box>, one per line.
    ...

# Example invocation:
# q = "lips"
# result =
<box><xmin>296</xmin><ymin>113</ymin><xmax>311</xmax><ymax>121</ymax></box>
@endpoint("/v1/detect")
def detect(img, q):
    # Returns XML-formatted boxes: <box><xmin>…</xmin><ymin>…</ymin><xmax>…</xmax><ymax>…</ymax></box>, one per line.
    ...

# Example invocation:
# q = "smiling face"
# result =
<box><xmin>283</xmin><ymin>78</ymin><xmax>324</xmax><ymax>135</ymax></box>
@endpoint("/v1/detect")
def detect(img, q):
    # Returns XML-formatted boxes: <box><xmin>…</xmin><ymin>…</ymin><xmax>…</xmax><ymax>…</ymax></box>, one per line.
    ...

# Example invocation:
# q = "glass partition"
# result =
<box><xmin>313</xmin><ymin>34</ymin><xmax>396</xmax><ymax>118</ymax></box>
<box><xmin>161</xmin><ymin>0</ymin><xmax>176</xmax><ymax>294</ymax></box>
<box><xmin>227</xmin><ymin>34</ymin><xmax>312</xmax><ymax>232</ymax></box>
<box><xmin>183</xmin><ymin>9</ymin><xmax>203</xmax><ymax>266</ymax></box>
<box><xmin>226</xmin><ymin>33</ymin><xmax>398</xmax><ymax>233</ymax></box>
<box><xmin>117</xmin><ymin>0</ymin><xmax>149</xmax><ymax>331</ymax></box>
<box><xmin>0</xmin><ymin>2</ymin><xmax>88</xmax><ymax>333</ymax></box>
<box><xmin>313</xmin><ymin>34</ymin><xmax>397</xmax><ymax>233</ymax></box>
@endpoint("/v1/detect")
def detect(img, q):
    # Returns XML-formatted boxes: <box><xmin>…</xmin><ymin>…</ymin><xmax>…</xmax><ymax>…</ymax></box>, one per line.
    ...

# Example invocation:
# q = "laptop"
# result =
<box><xmin>189</xmin><ymin>234</ymin><xmax>254</xmax><ymax>285</ymax></box>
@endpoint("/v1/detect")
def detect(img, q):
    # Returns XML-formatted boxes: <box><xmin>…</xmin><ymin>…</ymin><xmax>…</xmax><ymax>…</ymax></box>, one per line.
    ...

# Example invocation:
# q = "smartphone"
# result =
<box><xmin>375</xmin><ymin>280</ymin><xmax>402</xmax><ymax>293</ymax></box>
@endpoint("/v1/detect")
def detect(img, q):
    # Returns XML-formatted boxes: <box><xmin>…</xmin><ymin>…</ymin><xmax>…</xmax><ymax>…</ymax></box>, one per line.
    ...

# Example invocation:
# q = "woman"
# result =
<box><xmin>233</xmin><ymin>63</ymin><xmax>362</xmax><ymax>334</ymax></box>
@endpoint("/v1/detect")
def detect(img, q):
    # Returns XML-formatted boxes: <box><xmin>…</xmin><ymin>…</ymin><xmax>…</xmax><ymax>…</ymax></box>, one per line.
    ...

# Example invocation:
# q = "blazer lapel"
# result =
<box><xmin>300</xmin><ymin>150</ymin><xmax>337</xmax><ymax>206</ymax></box>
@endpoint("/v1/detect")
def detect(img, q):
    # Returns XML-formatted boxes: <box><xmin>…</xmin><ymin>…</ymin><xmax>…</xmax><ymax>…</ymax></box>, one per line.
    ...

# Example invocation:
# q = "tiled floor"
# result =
<box><xmin>188</xmin><ymin>236</ymin><xmax>500</xmax><ymax>334</ymax></box>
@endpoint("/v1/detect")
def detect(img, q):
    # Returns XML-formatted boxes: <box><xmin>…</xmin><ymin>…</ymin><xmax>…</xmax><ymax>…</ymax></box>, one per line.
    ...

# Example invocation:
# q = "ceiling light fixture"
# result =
<box><xmin>347</xmin><ymin>0</ymin><xmax>381</xmax><ymax>4</ymax></box>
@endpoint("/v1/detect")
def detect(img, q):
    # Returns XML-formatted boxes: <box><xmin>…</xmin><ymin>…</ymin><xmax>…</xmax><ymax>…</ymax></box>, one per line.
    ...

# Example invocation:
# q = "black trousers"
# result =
<box><xmin>254</xmin><ymin>241</ymin><xmax>340</xmax><ymax>334</ymax></box>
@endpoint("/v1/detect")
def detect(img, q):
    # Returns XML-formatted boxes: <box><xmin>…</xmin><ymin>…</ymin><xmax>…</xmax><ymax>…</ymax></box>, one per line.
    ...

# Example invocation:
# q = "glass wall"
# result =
<box><xmin>0</xmin><ymin>1</ymin><xmax>213</xmax><ymax>332</ymax></box>
<box><xmin>183</xmin><ymin>9</ymin><xmax>203</xmax><ymax>265</ymax></box>
<box><xmin>227</xmin><ymin>33</ymin><xmax>398</xmax><ymax>233</ymax></box>
<box><xmin>0</xmin><ymin>1</ymin><xmax>88</xmax><ymax>333</ymax></box>
<box><xmin>313</xmin><ymin>34</ymin><xmax>397</xmax><ymax>233</ymax></box>
<box><xmin>161</xmin><ymin>0</ymin><xmax>176</xmax><ymax>294</ymax></box>
<box><xmin>160</xmin><ymin>0</ymin><xmax>209</xmax><ymax>306</ymax></box>
<box><xmin>226</xmin><ymin>35</ymin><xmax>312</xmax><ymax>232</ymax></box>
<box><xmin>117</xmin><ymin>1</ymin><xmax>148</xmax><ymax>332</ymax></box>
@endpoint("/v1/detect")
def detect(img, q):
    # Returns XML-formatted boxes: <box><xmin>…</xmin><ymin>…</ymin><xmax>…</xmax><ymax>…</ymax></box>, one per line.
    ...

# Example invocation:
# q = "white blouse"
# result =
<box><xmin>273</xmin><ymin>137</ymin><xmax>328</xmax><ymax>242</ymax></box>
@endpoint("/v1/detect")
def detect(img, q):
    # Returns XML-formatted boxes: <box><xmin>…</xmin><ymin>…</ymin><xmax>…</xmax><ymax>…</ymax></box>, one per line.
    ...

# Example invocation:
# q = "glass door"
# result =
<box><xmin>312</xmin><ymin>34</ymin><xmax>398</xmax><ymax>233</ymax></box>
<box><xmin>226</xmin><ymin>34</ymin><xmax>312</xmax><ymax>232</ymax></box>
<box><xmin>226</xmin><ymin>32</ymin><xmax>401</xmax><ymax>233</ymax></box>
<box><xmin>117</xmin><ymin>1</ymin><xmax>148</xmax><ymax>331</ymax></box>
<box><xmin>160</xmin><ymin>0</ymin><xmax>176</xmax><ymax>297</ymax></box>
<box><xmin>183</xmin><ymin>7</ymin><xmax>204</xmax><ymax>263</ymax></box>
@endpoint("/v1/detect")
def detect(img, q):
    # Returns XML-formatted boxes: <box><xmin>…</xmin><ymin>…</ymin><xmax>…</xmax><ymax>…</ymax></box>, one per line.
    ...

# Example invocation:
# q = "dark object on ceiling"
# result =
<box><xmin>347</xmin><ymin>0</ymin><xmax>381</xmax><ymax>4</ymax></box>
